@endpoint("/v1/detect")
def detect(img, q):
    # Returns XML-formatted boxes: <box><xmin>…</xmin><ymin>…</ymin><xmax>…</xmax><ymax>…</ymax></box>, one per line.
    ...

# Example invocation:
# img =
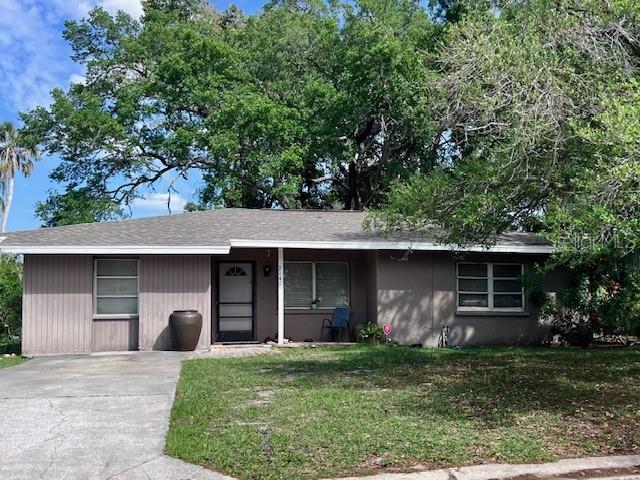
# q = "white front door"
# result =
<box><xmin>217</xmin><ymin>262</ymin><xmax>254</xmax><ymax>342</ymax></box>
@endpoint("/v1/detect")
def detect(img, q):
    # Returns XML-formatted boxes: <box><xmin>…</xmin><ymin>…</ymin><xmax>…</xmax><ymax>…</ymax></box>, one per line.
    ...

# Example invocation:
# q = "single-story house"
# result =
<box><xmin>0</xmin><ymin>208</ymin><xmax>568</xmax><ymax>355</ymax></box>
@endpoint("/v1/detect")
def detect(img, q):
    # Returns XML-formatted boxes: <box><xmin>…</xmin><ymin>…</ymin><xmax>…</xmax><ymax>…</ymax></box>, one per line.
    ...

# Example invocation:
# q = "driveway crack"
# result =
<box><xmin>39</xmin><ymin>398</ymin><xmax>67</xmax><ymax>480</ymax></box>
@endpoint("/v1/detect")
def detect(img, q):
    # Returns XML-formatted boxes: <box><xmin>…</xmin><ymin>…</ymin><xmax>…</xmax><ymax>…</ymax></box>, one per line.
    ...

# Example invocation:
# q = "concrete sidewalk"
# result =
<box><xmin>333</xmin><ymin>455</ymin><xmax>640</xmax><ymax>480</ymax></box>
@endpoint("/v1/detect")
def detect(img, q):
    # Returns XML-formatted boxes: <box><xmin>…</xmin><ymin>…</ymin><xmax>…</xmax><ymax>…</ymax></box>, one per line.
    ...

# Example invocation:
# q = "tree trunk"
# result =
<box><xmin>2</xmin><ymin>175</ymin><xmax>14</xmax><ymax>233</ymax></box>
<box><xmin>346</xmin><ymin>150</ymin><xmax>363</xmax><ymax>210</ymax></box>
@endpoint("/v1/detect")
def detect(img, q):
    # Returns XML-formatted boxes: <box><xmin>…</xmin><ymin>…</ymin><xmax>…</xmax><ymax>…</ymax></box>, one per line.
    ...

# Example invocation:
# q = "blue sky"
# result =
<box><xmin>0</xmin><ymin>0</ymin><xmax>263</xmax><ymax>232</ymax></box>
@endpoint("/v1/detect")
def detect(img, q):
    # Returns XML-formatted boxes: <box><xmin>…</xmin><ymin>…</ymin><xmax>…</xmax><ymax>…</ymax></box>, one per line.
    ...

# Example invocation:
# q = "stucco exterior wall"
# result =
<box><xmin>374</xmin><ymin>251</ymin><xmax>570</xmax><ymax>346</ymax></box>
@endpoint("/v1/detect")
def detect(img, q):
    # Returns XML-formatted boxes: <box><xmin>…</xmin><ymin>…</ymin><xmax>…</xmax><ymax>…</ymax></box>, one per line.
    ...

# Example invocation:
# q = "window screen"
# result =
<box><xmin>457</xmin><ymin>263</ymin><xmax>524</xmax><ymax>311</ymax></box>
<box><xmin>316</xmin><ymin>263</ymin><xmax>349</xmax><ymax>308</ymax></box>
<box><xmin>284</xmin><ymin>262</ymin><xmax>350</xmax><ymax>309</ymax></box>
<box><xmin>95</xmin><ymin>259</ymin><xmax>139</xmax><ymax>315</ymax></box>
<box><xmin>284</xmin><ymin>263</ymin><xmax>313</xmax><ymax>308</ymax></box>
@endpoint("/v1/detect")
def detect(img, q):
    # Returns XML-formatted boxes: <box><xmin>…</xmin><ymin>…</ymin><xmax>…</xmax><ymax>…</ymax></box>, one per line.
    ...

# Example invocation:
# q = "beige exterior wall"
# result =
<box><xmin>91</xmin><ymin>318</ymin><xmax>139</xmax><ymax>352</ymax></box>
<box><xmin>22</xmin><ymin>255</ymin><xmax>93</xmax><ymax>355</ymax></box>
<box><xmin>138</xmin><ymin>255</ymin><xmax>211</xmax><ymax>350</ymax></box>
<box><xmin>21</xmin><ymin>249</ymin><xmax>568</xmax><ymax>354</ymax></box>
<box><xmin>374</xmin><ymin>251</ymin><xmax>570</xmax><ymax>346</ymax></box>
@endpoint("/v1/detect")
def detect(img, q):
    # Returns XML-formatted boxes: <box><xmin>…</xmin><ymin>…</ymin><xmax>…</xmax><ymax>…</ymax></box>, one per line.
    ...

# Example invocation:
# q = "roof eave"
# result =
<box><xmin>228</xmin><ymin>239</ymin><xmax>554</xmax><ymax>254</ymax></box>
<box><xmin>0</xmin><ymin>239</ymin><xmax>554</xmax><ymax>255</ymax></box>
<box><xmin>0</xmin><ymin>245</ymin><xmax>232</xmax><ymax>255</ymax></box>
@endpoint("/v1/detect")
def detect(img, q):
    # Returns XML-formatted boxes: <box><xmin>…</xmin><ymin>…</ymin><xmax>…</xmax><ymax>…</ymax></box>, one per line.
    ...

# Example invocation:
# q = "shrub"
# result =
<box><xmin>541</xmin><ymin>268</ymin><xmax>640</xmax><ymax>346</ymax></box>
<box><xmin>357</xmin><ymin>323</ymin><xmax>384</xmax><ymax>344</ymax></box>
<box><xmin>0</xmin><ymin>255</ymin><xmax>22</xmax><ymax>354</ymax></box>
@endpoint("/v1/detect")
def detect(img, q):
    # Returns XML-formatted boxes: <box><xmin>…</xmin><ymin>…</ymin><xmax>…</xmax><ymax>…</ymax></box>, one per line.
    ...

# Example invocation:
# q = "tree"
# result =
<box><xmin>373</xmin><ymin>0</ymin><xmax>640</xmax><ymax>252</ymax></box>
<box><xmin>35</xmin><ymin>188</ymin><xmax>125</xmax><ymax>227</ymax></box>
<box><xmin>0</xmin><ymin>254</ymin><xmax>22</xmax><ymax>354</ymax></box>
<box><xmin>0</xmin><ymin>122</ymin><xmax>39</xmax><ymax>232</ymax></box>
<box><xmin>371</xmin><ymin>0</ymin><xmax>640</xmax><ymax>340</ymax></box>
<box><xmin>21</xmin><ymin>0</ymin><xmax>442</xmax><ymax>214</ymax></box>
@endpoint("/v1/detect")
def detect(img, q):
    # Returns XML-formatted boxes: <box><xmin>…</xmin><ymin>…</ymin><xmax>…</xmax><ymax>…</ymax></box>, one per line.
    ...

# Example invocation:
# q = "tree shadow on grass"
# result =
<box><xmin>234</xmin><ymin>346</ymin><xmax>640</xmax><ymax>429</ymax></box>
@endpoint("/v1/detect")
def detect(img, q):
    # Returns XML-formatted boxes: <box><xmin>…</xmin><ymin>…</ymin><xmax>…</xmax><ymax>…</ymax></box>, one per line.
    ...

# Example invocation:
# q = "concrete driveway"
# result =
<box><xmin>0</xmin><ymin>352</ymin><xmax>229</xmax><ymax>480</ymax></box>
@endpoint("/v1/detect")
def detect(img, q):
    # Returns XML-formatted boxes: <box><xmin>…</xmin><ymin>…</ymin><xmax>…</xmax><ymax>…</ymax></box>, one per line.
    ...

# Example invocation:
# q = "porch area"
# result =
<box><xmin>211</xmin><ymin>248</ymin><xmax>372</xmax><ymax>346</ymax></box>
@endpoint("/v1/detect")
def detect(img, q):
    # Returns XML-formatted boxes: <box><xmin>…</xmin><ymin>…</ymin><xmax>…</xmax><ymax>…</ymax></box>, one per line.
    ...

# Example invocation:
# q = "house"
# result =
<box><xmin>0</xmin><ymin>208</ymin><xmax>567</xmax><ymax>355</ymax></box>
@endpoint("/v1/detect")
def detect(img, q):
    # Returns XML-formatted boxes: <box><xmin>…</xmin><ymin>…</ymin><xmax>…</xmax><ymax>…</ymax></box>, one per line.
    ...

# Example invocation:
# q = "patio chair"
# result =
<box><xmin>321</xmin><ymin>307</ymin><xmax>353</xmax><ymax>342</ymax></box>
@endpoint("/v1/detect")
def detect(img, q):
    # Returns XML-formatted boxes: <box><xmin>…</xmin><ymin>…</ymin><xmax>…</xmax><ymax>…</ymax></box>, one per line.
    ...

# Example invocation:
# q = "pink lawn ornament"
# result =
<box><xmin>382</xmin><ymin>324</ymin><xmax>392</xmax><ymax>336</ymax></box>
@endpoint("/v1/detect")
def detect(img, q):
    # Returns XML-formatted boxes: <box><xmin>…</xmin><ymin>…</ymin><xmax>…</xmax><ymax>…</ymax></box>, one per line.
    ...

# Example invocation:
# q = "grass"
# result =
<box><xmin>0</xmin><ymin>356</ymin><xmax>25</xmax><ymax>369</ymax></box>
<box><xmin>166</xmin><ymin>346</ymin><xmax>640</xmax><ymax>480</ymax></box>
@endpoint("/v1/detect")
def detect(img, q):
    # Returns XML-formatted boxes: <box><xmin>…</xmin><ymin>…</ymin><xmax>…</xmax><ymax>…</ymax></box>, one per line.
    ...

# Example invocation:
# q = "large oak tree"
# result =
<box><xmin>23</xmin><ymin>0</ymin><xmax>443</xmax><ymax>214</ymax></box>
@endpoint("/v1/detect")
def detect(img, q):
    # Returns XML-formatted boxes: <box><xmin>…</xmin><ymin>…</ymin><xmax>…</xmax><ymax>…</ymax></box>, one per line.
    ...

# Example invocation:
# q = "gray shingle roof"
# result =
<box><xmin>0</xmin><ymin>208</ymin><xmax>551</xmax><ymax>253</ymax></box>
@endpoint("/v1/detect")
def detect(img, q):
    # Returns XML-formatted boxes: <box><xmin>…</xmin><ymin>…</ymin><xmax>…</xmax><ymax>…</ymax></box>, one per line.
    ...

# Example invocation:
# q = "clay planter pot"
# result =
<box><xmin>169</xmin><ymin>310</ymin><xmax>202</xmax><ymax>351</ymax></box>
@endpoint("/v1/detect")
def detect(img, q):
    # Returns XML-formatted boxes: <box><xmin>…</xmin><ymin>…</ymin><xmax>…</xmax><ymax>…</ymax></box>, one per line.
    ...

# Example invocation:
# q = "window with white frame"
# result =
<box><xmin>284</xmin><ymin>262</ymin><xmax>349</xmax><ymax>309</ymax></box>
<box><xmin>94</xmin><ymin>259</ymin><xmax>139</xmax><ymax>315</ymax></box>
<box><xmin>457</xmin><ymin>263</ymin><xmax>524</xmax><ymax>311</ymax></box>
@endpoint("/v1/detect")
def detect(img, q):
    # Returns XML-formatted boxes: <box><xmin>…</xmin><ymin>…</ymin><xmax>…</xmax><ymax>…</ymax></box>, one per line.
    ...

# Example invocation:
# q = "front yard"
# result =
<box><xmin>166</xmin><ymin>346</ymin><xmax>640</xmax><ymax>480</ymax></box>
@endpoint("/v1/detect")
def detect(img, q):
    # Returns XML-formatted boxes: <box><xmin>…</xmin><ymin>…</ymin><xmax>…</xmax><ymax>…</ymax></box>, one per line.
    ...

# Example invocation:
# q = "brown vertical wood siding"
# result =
<box><xmin>91</xmin><ymin>318</ymin><xmax>139</xmax><ymax>352</ymax></box>
<box><xmin>22</xmin><ymin>255</ymin><xmax>93</xmax><ymax>355</ymax></box>
<box><xmin>138</xmin><ymin>255</ymin><xmax>211</xmax><ymax>350</ymax></box>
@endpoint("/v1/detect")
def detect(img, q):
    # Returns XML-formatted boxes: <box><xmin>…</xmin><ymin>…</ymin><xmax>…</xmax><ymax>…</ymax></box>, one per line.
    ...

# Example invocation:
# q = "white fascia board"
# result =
<box><xmin>0</xmin><ymin>245</ymin><xmax>231</xmax><ymax>255</ymax></box>
<box><xmin>229</xmin><ymin>239</ymin><xmax>554</xmax><ymax>254</ymax></box>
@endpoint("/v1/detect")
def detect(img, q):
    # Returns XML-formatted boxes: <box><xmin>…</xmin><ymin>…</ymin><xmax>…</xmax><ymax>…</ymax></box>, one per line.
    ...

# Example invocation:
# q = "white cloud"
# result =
<box><xmin>0</xmin><ymin>1</ymin><xmax>75</xmax><ymax>111</ymax></box>
<box><xmin>132</xmin><ymin>192</ymin><xmax>188</xmax><ymax>214</ymax></box>
<box><xmin>69</xmin><ymin>73</ymin><xmax>86</xmax><ymax>85</ymax></box>
<box><xmin>0</xmin><ymin>0</ymin><xmax>142</xmax><ymax>114</ymax></box>
<box><xmin>76</xmin><ymin>0</ymin><xmax>143</xmax><ymax>18</ymax></box>
<box><xmin>100</xmin><ymin>0</ymin><xmax>143</xmax><ymax>17</ymax></box>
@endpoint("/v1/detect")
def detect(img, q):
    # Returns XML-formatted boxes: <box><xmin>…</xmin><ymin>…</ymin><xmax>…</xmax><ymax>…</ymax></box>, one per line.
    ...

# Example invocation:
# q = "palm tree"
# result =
<box><xmin>0</xmin><ymin>122</ymin><xmax>40</xmax><ymax>232</ymax></box>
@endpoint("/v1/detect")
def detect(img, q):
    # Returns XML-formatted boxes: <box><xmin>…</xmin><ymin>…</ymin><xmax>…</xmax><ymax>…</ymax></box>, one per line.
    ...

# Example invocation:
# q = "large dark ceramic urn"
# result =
<box><xmin>169</xmin><ymin>310</ymin><xmax>203</xmax><ymax>351</ymax></box>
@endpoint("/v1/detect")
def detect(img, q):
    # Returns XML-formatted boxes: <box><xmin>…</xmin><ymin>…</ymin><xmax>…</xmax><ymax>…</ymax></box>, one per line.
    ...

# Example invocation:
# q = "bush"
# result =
<box><xmin>0</xmin><ymin>255</ymin><xmax>22</xmax><ymax>354</ymax></box>
<box><xmin>357</xmin><ymin>323</ymin><xmax>384</xmax><ymax>344</ymax></box>
<box><xmin>541</xmin><ymin>267</ymin><xmax>640</xmax><ymax>346</ymax></box>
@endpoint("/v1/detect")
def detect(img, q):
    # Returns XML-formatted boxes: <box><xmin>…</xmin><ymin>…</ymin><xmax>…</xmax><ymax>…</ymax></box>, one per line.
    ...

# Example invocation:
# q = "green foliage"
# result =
<box><xmin>35</xmin><ymin>188</ymin><xmax>125</xmax><ymax>227</ymax></box>
<box><xmin>357</xmin><ymin>322</ymin><xmax>384</xmax><ymax>343</ymax></box>
<box><xmin>0</xmin><ymin>121</ymin><xmax>40</xmax><ymax>232</ymax></box>
<box><xmin>541</xmin><ymin>264</ymin><xmax>640</xmax><ymax>346</ymax></box>
<box><xmin>0</xmin><ymin>255</ymin><xmax>22</xmax><ymax>354</ymax></box>
<box><xmin>22</xmin><ymin>0</ymin><xmax>442</xmax><ymax>213</ymax></box>
<box><xmin>371</xmin><ymin>0</ymin><xmax>640</xmax><ymax>336</ymax></box>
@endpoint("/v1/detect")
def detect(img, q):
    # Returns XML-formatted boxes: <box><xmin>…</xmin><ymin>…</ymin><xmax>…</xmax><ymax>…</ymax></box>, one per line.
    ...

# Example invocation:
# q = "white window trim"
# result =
<box><xmin>93</xmin><ymin>258</ymin><xmax>140</xmax><ymax>318</ymax></box>
<box><xmin>284</xmin><ymin>261</ymin><xmax>350</xmax><ymax>310</ymax></box>
<box><xmin>457</xmin><ymin>262</ymin><xmax>525</xmax><ymax>312</ymax></box>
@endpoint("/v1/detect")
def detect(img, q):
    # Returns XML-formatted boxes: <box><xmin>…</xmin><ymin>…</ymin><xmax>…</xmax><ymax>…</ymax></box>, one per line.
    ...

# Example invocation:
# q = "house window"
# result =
<box><xmin>284</xmin><ymin>262</ymin><xmax>349</xmax><ymax>309</ymax></box>
<box><xmin>457</xmin><ymin>263</ymin><xmax>524</xmax><ymax>311</ymax></box>
<box><xmin>94</xmin><ymin>259</ymin><xmax>139</xmax><ymax>315</ymax></box>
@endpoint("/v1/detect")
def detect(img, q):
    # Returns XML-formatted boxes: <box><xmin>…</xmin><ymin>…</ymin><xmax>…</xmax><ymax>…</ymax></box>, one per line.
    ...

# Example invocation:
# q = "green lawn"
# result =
<box><xmin>166</xmin><ymin>346</ymin><xmax>640</xmax><ymax>480</ymax></box>
<box><xmin>0</xmin><ymin>356</ymin><xmax>25</xmax><ymax>369</ymax></box>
